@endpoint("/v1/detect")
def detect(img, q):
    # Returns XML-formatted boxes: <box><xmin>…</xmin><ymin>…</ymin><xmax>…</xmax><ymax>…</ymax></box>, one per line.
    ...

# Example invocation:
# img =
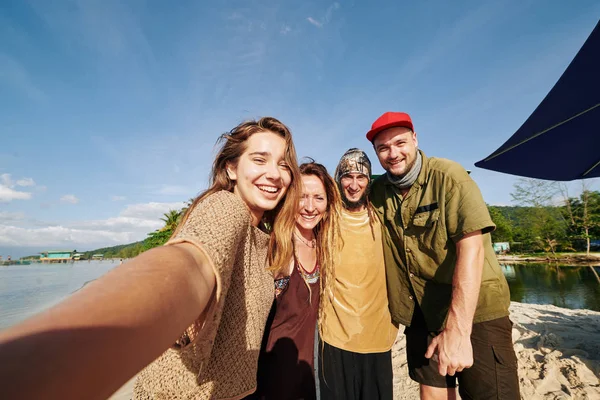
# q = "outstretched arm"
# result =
<box><xmin>0</xmin><ymin>243</ymin><xmax>215</xmax><ymax>400</ymax></box>
<box><xmin>425</xmin><ymin>230</ymin><xmax>484</xmax><ymax>376</ymax></box>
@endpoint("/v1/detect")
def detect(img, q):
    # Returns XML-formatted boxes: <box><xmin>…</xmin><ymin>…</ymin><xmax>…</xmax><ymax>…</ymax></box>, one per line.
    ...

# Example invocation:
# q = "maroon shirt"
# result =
<box><xmin>253</xmin><ymin>263</ymin><xmax>320</xmax><ymax>400</ymax></box>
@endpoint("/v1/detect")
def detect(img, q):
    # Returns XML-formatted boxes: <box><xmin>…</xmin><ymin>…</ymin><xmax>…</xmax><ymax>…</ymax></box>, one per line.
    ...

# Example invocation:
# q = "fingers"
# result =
<box><xmin>443</xmin><ymin>361</ymin><xmax>470</xmax><ymax>377</ymax></box>
<box><xmin>446</xmin><ymin>363</ymin><xmax>457</xmax><ymax>376</ymax></box>
<box><xmin>424</xmin><ymin>337</ymin><xmax>437</xmax><ymax>359</ymax></box>
<box><xmin>438</xmin><ymin>361</ymin><xmax>448</xmax><ymax>377</ymax></box>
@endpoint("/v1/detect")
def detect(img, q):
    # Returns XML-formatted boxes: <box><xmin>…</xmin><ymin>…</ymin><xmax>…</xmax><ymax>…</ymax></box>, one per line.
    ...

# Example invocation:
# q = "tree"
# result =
<box><xmin>488</xmin><ymin>205</ymin><xmax>513</xmax><ymax>242</ymax></box>
<box><xmin>160</xmin><ymin>209</ymin><xmax>182</xmax><ymax>232</ymax></box>
<box><xmin>143</xmin><ymin>229</ymin><xmax>173</xmax><ymax>251</ymax></box>
<box><xmin>560</xmin><ymin>182</ymin><xmax>600</xmax><ymax>255</ymax></box>
<box><xmin>510</xmin><ymin>178</ymin><xmax>566</xmax><ymax>256</ymax></box>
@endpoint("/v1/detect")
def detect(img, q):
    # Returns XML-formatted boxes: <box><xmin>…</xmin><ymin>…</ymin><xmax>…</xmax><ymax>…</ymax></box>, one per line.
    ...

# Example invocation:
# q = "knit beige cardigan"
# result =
<box><xmin>134</xmin><ymin>191</ymin><xmax>275</xmax><ymax>399</ymax></box>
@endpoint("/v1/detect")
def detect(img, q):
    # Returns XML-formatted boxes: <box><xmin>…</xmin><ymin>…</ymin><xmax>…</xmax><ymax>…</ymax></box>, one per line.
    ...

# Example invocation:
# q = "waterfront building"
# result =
<box><xmin>40</xmin><ymin>250</ymin><xmax>76</xmax><ymax>263</ymax></box>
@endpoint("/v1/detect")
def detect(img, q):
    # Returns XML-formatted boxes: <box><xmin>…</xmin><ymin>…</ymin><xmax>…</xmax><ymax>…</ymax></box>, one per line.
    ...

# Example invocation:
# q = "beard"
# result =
<box><xmin>387</xmin><ymin>154</ymin><xmax>417</xmax><ymax>179</ymax></box>
<box><xmin>340</xmin><ymin>186</ymin><xmax>369</xmax><ymax>210</ymax></box>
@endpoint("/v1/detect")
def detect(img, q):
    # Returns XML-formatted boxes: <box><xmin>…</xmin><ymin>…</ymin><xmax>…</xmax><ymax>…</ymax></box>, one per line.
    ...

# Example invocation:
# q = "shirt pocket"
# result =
<box><xmin>412</xmin><ymin>208</ymin><xmax>440</xmax><ymax>228</ymax></box>
<box><xmin>409</xmin><ymin>208</ymin><xmax>442</xmax><ymax>263</ymax></box>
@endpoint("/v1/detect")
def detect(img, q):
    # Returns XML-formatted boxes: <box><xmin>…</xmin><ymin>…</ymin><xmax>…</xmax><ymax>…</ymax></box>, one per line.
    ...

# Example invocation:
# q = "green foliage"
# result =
<box><xmin>143</xmin><ymin>209</ymin><xmax>185</xmax><ymax>251</ymax></box>
<box><xmin>143</xmin><ymin>228</ymin><xmax>173</xmax><ymax>251</ymax></box>
<box><xmin>488</xmin><ymin>206</ymin><xmax>513</xmax><ymax>242</ymax></box>
<box><xmin>560</xmin><ymin>188</ymin><xmax>600</xmax><ymax>253</ymax></box>
<box><xmin>484</xmin><ymin>180</ymin><xmax>600</xmax><ymax>254</ymax></box>
<box><xmin>509</xmin><ymin>179</ymin><xmax>567</xmax><ymax>255</ymax></box>
<box><xmin>85</xmin><ymin>205</ymin><xmax>189</xmax><ymax>257</ymax></box>
<box><xmin>83</xmin><ymin>241</ymin><xmax>144</xmax><ymax>259</ymax></box>
<box><xmin>160</xmin><ymin>210</ymin><xmax>182</xmax><ymax>232</ymax></box>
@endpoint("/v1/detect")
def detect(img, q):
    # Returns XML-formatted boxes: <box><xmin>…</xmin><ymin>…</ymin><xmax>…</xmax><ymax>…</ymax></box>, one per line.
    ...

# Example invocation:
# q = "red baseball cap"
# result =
<box><xmin>366</xmin><ymin>112</ymin><xmax>414</xmax><ymax>142</ymax></box>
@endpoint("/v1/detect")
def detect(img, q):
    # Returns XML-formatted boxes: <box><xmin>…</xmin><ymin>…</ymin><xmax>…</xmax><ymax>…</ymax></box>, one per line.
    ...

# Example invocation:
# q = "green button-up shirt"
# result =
<box><xmin>370</xmin><ymin>151</ymin><xmax>510</xmax><ymax>331</ymax></box>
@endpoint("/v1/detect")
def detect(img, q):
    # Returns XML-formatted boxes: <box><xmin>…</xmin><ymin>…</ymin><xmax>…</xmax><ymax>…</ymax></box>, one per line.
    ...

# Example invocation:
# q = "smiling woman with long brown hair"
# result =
<box><xmin>0</xmin><ymin>117</ymin><xmax>302</xmax><ymax>400</ymax></box>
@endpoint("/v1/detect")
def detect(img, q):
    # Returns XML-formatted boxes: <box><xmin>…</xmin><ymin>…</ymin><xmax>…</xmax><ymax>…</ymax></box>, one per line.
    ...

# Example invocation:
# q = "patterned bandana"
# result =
<box><xmin>334</xmin><ymin>148</ymin><xmax>372</xmax><ymax>183</ymax></box>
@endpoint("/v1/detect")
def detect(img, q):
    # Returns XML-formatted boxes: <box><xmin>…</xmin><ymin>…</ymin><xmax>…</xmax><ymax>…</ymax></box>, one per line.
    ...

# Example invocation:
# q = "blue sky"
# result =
<box><xmin>1</xmin><ymin>0</ymin><xmax>599</xmax><ymax>257</ymax></box>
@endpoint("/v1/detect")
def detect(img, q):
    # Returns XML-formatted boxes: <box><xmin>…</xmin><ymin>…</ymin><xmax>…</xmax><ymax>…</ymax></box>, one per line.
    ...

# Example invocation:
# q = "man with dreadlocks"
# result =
<box><xmin>318</xmin><ymin>148</ymin><xmax>398</xmax><ymax>400</ymax></box>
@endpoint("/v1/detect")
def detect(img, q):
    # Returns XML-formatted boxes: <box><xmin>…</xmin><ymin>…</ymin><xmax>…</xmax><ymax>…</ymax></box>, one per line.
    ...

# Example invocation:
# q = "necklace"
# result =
<box><xmin>294</xmin><ymin>231</ymin><xmax>316</xmax><ymax>248</ymax></box>
<box><xmin>297</xmin><ymin>260</ymin><xmax>320</xmax><ymax>284</ymax></box>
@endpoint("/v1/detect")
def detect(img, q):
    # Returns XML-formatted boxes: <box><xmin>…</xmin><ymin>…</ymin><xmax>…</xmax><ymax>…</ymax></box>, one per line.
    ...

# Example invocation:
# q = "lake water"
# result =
<box><xmin>1</xmin><ymin>261</ymin><xmax>599</xmax><ymax>330</ymax></box>
<box><xmin>502</xmin><ymin>264</ymin><xmax>600</xmax><ymax>312</ymax></box>
<box><xmin>0</xmin><ymin>260</ymin><xmax>120</xmax><ymax>330</ymax></box>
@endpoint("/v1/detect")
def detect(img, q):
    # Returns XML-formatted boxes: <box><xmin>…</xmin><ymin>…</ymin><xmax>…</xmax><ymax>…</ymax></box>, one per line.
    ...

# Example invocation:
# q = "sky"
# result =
<box><xmin>1</xmin><ymin>0</ymin><xmax>599</xmax><ymax>258</ymax></box>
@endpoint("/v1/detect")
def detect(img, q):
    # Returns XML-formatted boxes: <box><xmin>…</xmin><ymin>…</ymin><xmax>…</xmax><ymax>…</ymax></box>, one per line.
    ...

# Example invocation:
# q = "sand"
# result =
<box><xmin>392</xmin><ymin>302</ymin><xmax>600</xmax><ymax>399</ymax></box>
<box><xmin>109</xmin><ymin>302</ymin><xmax>600</xmax><ymax>399</ymax></box>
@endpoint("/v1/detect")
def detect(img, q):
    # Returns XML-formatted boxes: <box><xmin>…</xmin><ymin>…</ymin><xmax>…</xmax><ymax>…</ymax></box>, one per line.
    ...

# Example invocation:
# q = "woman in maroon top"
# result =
<box><xmin>251</xmin><ymin>161</ymin><xmax>343</xmax><ymax>400</ymax></box>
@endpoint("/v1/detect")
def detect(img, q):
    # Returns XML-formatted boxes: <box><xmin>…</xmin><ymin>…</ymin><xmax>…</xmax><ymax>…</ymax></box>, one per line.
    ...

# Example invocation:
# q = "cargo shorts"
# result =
<box><xmin>405</xmin><ymin>307</ymin><xmax>520</xmax><ymax>399</ymax></box>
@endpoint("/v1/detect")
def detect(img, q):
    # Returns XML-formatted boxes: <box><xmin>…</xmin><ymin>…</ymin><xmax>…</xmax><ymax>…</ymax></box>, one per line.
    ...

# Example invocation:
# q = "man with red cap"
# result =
<box><xmin>367</xmin><ymin>112</ymin><xmax>520</xmax><ymax>399</ymax></box>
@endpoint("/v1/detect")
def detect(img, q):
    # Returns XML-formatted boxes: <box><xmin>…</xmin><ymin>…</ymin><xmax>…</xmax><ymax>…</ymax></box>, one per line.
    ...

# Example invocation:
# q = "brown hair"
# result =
<box><xmin>174</xmin><ymin>117</ymin><xmax>301</xmax><ymax>270</ymax></box>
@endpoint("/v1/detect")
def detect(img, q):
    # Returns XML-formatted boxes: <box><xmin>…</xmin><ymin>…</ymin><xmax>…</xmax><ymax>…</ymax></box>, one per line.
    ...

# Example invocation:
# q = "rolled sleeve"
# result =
<box><xmin>445</xmin><ymin>179</ymin><xmax>495</xmax><ymax>241</ymax></box>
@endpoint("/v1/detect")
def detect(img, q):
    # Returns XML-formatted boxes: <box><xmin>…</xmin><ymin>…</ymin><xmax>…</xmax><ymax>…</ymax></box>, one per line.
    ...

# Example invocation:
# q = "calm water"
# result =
<box><xmin>1</xmin><ymin>261</ymin><xmax>599</xmax><ymax>330</ymax></box>
<box><xmin>502</xmin><ymin>264</ymin><xmax>600</xmax><ymax>312</ymax></box>
<box><xmin>0</xmin><ymin>260</ymin><xmax>120</xmax><ymax>330</ymax></box>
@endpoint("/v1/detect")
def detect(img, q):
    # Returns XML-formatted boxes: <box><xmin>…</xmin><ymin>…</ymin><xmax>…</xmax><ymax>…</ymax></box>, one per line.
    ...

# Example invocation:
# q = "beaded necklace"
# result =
<box><xmin>296</xmin><ymin>259</ymin><xmax>319</xmax><ymax>284</ymax></box>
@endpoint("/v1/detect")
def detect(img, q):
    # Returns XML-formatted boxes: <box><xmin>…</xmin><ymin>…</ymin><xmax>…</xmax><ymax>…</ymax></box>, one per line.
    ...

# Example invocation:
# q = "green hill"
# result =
<box><xmin>83</xmin><ymin>241</ymin><xmax>145</xmax><ymax>259</ymax></box>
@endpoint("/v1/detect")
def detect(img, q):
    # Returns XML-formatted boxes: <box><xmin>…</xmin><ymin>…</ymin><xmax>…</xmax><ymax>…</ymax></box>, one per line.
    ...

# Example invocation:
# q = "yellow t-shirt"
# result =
<box><xmin>320</xmin><ymin>207</ymin><xmax>398</xmax><ymax>353</ymax></box>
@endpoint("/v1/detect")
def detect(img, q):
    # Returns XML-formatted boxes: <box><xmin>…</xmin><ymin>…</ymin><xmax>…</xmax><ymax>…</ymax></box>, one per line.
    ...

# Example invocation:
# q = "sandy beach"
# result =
<box><xmin>110</xmin><ymin>302</ymin><xmax>600</xmax><ymax>400</ymax></box>
<box><xmin>392</xmin><ymin>302</ymin><xmax>600</xmax><ymax>399</ymax></box>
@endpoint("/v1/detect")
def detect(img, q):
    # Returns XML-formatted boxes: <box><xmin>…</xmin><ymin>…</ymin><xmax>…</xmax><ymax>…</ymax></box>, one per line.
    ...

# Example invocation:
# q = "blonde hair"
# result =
<box><xmin>281</xmin><ymin>161</ymin><xmax>343</xmax><ymax>338</ymax></box>
<box><xmin>174</xmin><ymin>117</ymin><xmax>301</xmax><ymax>271</ymax></box>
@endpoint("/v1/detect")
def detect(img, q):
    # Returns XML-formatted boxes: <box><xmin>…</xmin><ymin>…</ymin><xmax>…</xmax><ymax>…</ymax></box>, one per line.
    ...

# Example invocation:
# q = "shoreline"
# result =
<box><xmin>497</xmin><ymin>253</ymin><xmax>600</xmax><ymax>265</ymax></box>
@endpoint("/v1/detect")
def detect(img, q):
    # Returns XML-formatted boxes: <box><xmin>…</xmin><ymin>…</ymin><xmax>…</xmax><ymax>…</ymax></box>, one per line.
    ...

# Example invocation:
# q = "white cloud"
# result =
<box><xmin>16</xmin><ymin>178</ymin><xmax>35</xmax><ymax>187</ymax></box>
<box><xmin>111</xmin><ymin>195</ymin><xmax>126</xmax><ymax>201</ymax></box>
<box><xmin>0</xmin><ymin>212</ymin><xmax>26</xmax><ymax>222</ymax></box>
<box><xmin>1</xmin><ymin>173</ymin><xmax>12</xmax><ymax>187</ymax></box>
<box><xmin>0</xmin><ymin>201</ymin><xmax>186</xmax><ymax>248</ymax></box>
<box><xmin>306</xmin><ymin>17</ymin><xmax>323</xmax><ymax>28</ymax></box>
<box><xmin>0</xmin><ymin>225</ymin><xmax>133</xmax><ymax>248</ymax></box>
<box><xmin>0</xmin><ymin>186</ymin><xmax>32</xmax><ymax>202</ymax></box>
<box><xmin>60</xmin><ymin>194</ymin><xmax>79</xmax><ymax>204</ymax></box>
<box><xmin>0</xmin><ymin>173</ymin><xmax>34</xmax><ymax>202</ymax></box>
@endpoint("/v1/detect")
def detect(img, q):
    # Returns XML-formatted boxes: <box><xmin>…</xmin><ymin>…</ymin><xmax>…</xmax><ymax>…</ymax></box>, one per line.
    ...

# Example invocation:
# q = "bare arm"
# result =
<box><xmin>425</xmin><ymin>230</ymin><xmax>484</xmax><ymax>376</ymax></box>
<box><xmin>0</xmin><ymin>243</ymin><xmax>216</xmax><ymax>400</ymax></box>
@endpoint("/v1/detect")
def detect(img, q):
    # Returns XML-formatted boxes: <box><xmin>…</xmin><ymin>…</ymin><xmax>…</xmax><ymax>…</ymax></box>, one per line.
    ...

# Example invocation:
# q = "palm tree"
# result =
<box><xmin>160</xmin><ymin>209</ymin><xmax>181</xmax><ymax>232</ymax></box>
